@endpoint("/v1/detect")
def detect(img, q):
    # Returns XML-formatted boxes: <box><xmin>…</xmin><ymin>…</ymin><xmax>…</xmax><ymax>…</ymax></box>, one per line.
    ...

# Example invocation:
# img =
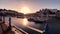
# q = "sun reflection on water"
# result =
<box><xmin>23</xmin><ymin>18</ymin><xmax>28</xmax><ymax>26</ymax></box>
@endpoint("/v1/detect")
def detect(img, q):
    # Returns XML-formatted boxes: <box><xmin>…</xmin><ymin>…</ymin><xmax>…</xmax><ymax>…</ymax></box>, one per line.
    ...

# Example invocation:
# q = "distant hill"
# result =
<box><xmin>0</xmin><ymin>9</ymin><xmax>24</xmax><ymax>17</ymax></box>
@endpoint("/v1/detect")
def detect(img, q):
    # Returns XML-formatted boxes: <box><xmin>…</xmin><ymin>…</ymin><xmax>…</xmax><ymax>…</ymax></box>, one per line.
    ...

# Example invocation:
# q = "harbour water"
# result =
<box><xmin>5</xmin><ymin>17</ymin><xmax>60</xmax><ymax>34</ymax></box>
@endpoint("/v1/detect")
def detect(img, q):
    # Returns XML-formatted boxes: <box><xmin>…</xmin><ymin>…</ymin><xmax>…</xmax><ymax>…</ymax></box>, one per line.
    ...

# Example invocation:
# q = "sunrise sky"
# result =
<box><xmin>0</xmin><ymin>0</ymin><xmax>60</xmax><ymax>13</ymax></box>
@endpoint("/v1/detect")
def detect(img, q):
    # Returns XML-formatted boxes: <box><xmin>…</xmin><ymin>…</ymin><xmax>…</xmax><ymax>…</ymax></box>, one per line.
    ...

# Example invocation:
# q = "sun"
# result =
<box><xmin>20</xmin><ymin>6</ymin><xmax>31</xmax><ymax>14</ymax></box>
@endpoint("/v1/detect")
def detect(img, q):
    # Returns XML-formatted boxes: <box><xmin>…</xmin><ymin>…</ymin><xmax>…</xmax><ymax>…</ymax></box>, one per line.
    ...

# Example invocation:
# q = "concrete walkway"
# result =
<box><xmin>7</xmin><ymin>27</ymin><xmax>22</xmax><ymax>34</ymax></box>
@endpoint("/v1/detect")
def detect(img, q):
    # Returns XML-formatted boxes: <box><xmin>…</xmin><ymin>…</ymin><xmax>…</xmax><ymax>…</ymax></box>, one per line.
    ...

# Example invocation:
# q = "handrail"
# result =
<box><xmin>12</xmin><ymin>26</ymin><xmax>28</xmax><ymax>34</ymax></box>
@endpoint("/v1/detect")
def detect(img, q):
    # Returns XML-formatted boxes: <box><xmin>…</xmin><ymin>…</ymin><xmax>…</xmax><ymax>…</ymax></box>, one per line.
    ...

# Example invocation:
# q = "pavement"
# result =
<box><xmin>0</xmin><ymin>22</ymin><xmax>23</xmax><ymax>34</ymax></box>
<box><xmin>7</xmin><ymin>27</ymin><xmax>22</xmax><ymax>34</ymax></box>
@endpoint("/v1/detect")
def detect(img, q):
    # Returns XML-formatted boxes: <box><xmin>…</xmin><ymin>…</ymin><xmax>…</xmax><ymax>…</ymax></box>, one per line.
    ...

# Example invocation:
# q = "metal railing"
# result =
<box><xmin>0</xmin><ymin>16</ymin><xmax>12</xmax><ymax>34</ymax></box>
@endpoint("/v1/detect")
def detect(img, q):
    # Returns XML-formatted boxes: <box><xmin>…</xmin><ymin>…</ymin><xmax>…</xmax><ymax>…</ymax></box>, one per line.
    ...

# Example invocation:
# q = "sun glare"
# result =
<box><xmin>20</xmin><ymin>6</ymin><xmax>31</xmax><ymax>14</ymax></box>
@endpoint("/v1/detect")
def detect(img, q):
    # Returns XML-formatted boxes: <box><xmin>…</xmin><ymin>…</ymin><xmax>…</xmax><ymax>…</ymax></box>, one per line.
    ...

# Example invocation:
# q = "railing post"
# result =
<box><xmin>9</xmin><ymin>17</ymin><xmax>12</xmax><ymax>30</ymax></box>
<box><xmin>43</xmin><ymin>23</ymin><xmax>49</xmax><ymax>34</ymax></box>
<box><xmin>3</xmin><ymin>16</ymin><xmax>5</xmax><ymax>23</ymax></box>
<box><xmin>0</xmin><ymin>16</ymin><xmax>4</xmax><ymax>33</ymax></box>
